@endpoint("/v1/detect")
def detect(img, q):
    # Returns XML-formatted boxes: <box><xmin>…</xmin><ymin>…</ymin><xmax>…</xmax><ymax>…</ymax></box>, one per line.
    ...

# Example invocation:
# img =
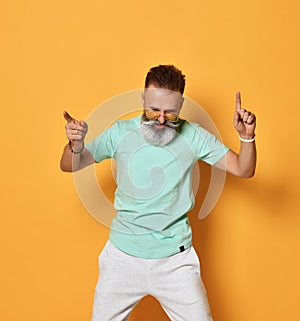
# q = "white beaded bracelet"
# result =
<box><xmin>239</xmin><ymin>135</ymin><xmax>256</xmax><ymax>143</ymax></box>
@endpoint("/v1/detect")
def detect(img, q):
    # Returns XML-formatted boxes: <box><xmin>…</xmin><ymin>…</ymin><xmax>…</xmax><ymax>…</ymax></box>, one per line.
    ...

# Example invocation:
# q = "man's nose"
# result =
<box><xmin>157</xmin><ymin>111</ymin><xmax>166</xmax><ymax>124</ymax></box>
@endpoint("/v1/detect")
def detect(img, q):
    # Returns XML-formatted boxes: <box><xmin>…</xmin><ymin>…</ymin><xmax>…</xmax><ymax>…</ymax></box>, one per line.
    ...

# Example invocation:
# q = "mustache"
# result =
<box><xmin>141</xmin><ymin>118</ymin><xmax>182</xmax><ymax>129</ymax></box>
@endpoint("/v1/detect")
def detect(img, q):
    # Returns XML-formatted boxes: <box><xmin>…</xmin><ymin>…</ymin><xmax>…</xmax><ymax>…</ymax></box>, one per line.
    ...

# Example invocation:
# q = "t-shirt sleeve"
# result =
<box><xmin>85</xmin><ymin>122</ymin><xmax>118</xmax><ymax>163</ymax></box>
<box><xmin>193</xmin><ymin>124</ymin><xmax>230</xmax><ymax>165</ymax></box>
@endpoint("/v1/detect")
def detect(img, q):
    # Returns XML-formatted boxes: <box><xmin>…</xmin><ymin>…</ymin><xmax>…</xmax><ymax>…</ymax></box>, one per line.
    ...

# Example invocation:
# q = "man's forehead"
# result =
<box><xmin>144</xmin><ymin>85</ymin><xmax>182</xmax><ymax>96</ymax></box>
<box><xmin>143</xmin><ymin>88</ymin><xmax>183</xmax><ymax>111</ymax></box>
<box><xmin>144</xmin><ymin>87</ymin><xmax>182</xmax><ymax>99</ymax></box>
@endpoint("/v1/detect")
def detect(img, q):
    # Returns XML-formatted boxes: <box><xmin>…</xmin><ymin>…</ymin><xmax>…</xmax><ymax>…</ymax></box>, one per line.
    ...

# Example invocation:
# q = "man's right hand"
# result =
<box><xmin>61</xmin><ymin>112</ymin><xmax>94</xmax><ymax>172</ymax></box>
<box><xmin>64</xmin><ymin>111</ymin><xmax>88</xmax><ymax>149</ymax></box>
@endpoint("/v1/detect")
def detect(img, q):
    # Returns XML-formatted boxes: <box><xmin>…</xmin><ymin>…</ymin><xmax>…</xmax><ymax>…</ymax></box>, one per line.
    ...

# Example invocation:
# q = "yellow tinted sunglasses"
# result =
<box><xmin>145</xmin><ymin>108</ymin><xmax>179</xmax><ymax>122</ymax></box>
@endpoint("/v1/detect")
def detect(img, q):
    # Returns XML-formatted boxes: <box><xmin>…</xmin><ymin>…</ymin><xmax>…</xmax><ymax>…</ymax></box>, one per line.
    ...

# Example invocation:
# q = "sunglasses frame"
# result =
<box><xmin>144</xmin><ymin>108</ymin><xmax>179</xmax><ymax>123</ymax></box>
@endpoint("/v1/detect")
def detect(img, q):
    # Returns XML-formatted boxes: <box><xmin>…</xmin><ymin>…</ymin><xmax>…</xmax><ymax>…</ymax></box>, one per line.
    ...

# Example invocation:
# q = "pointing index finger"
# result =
<box><xmin>63</xmin><ymin>111</ymin><xmax>75</xmax><ymax>123</ymax></box>
<box><xmin>236</xmin><ymin>91</ymin><xmax>241</xmax><ymax>111</ymax></box>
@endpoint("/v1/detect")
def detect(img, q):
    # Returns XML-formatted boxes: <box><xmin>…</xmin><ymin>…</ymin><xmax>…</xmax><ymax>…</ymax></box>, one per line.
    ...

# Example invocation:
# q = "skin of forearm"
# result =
<box><xmin>60</xmin><ymin>144</ymin><xmax>83</xmax><ymax>172</ymax></box>
<box><xmin>237</xmin><ymin>141</ymin><xmax>256</xmax><ymax>178</ymax></box>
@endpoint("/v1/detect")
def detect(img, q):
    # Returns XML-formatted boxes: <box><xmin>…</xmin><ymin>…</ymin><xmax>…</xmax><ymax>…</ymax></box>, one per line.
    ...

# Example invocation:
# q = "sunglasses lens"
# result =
<box><xmin>165</xmin><ymin>113</ymin><xmax>178</xmax><ymax>122</ymax></box>
<box><xmin>145</xmin><ymin>109</ymin><xmax>178</xmax><ymax>122</ymax></box>
<box><xmin>146</xmin><ymin>111</ymin><xmax>160</xmax><ymax>119</ymax></box>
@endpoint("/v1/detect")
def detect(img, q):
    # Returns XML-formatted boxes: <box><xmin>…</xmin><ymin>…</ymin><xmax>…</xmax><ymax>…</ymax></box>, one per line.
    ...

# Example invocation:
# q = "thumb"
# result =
<box><xmin>80</xmin><ymin>120</ymin><xmax>88</xmax><ymax>130</ymax></box>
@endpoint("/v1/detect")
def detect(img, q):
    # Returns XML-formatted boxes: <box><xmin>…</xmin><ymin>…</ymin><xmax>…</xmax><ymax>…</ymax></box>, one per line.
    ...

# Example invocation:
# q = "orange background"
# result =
<box><xmin>1</xmin><ymin>0</ymin><xmax>300</xmax><ymax>320</ymax></box>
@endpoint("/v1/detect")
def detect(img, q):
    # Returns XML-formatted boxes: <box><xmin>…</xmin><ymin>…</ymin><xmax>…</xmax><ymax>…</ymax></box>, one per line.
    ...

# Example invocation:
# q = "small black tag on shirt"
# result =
<box><xmin>179</xmin><ymin>245</ymin><xmax>185</xmax><ymax>252</ymax></box>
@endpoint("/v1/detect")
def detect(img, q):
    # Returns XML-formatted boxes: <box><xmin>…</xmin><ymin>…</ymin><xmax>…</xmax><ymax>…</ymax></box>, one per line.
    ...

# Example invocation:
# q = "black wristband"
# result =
<box><xmin>68</xmin><ymin>141</ymin><xmax>84</xmax><ymax>154</ymax></box>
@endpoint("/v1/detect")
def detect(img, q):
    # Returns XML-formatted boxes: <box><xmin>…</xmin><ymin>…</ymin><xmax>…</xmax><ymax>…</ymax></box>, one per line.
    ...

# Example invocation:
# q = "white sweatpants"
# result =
<box><xmin>92</xmin><ymin>241</ymin><xmax>213</xmax><ymax>321</ymax></box>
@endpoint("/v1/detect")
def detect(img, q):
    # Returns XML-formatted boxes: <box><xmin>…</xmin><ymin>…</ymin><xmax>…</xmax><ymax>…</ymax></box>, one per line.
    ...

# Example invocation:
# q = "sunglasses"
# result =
<box><xmin>144</xmin><ymin>108</ymin><xmax>179</xmax><ymax>123</ymax></box>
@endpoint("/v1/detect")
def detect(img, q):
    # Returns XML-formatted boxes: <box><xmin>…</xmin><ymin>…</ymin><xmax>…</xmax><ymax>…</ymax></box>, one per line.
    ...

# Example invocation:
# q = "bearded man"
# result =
<box><xmin>60</xmin><ymin>65</ymin><xmax>256</xmax><ymax>321</ymax></box>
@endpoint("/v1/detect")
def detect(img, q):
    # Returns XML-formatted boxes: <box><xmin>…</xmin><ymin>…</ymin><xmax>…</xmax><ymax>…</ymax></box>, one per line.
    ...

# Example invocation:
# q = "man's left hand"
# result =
<box><xmin>234</xmin><ymin>91</ymin><xmax>256</xmax><ymax>139</ymax></box>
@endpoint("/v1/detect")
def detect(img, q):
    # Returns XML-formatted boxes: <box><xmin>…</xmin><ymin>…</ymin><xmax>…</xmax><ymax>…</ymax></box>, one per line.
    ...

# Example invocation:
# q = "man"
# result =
<box><xmin>60</xmin><ymin>65</ymin><xmax>256</xmax><ymax>321</ymax></box>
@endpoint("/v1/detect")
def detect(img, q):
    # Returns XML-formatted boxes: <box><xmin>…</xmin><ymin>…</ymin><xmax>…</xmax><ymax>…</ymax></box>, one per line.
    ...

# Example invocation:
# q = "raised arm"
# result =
<box><xmin>215</xmin><ymin>92</ymin><xmax>257</xmax><ymax>178</ymax></box>
<box><xmin>60</xmin><ymin>111</ymin><xmax>95</xmax><ymax>172</ymax></box>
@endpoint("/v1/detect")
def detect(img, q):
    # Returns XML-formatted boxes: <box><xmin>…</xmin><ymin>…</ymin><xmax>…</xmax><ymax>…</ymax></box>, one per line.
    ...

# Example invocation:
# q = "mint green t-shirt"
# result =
<box><xmin>86</xmin><ymin>115</ymin><xmax>229</xmax><ymax>258</ymax></box>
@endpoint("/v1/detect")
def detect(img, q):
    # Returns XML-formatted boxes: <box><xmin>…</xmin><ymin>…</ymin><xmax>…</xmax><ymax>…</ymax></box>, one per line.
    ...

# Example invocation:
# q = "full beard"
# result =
<box><xmin>140</xmin><ymin>115</ymin><xmax>183</xmax><ymax>146</ymax></box>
